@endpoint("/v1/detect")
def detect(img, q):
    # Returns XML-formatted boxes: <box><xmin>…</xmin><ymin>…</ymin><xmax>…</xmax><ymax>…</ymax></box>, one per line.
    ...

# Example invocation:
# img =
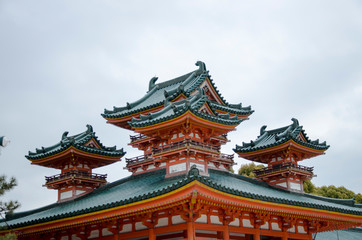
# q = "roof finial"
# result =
<box><xmin>86</xmin><ymin>124</ymin><xmax>93</xmax><ymax>133</ymax></box>
<box><xmin>149</xmin><ymin>76</ymin><xmax>158</xmax><ymax>91</ymax></box>
<box><xmin>62</xmin><ymin>131</ymin><xmax>69</xmax><ymax>140</ymax></box>
<box><xmin>188</xmin><ymin>164</ymin><xmax>200</xmax><ymax>177</ymax></box>
<box><xmin>195</xmin><ymin>61</ymin><xmax>206</xmax><ymax>74</ymax></box>
<box><xmin>291</xmin><ymin>118</ymin><xmax>299</xmax><ymax>128</ymax></box>
<box><xmin>260</xmin><ymin>125</ymin><xmax>267</xmax><ymax>135</ymax></box>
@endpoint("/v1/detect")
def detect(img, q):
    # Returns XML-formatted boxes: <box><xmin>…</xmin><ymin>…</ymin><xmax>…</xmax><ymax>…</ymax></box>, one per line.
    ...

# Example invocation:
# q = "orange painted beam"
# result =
<box><xmin>7</xmin><ymin>180</ymin><xmax>362</xmax><ymax>237</ymax></box>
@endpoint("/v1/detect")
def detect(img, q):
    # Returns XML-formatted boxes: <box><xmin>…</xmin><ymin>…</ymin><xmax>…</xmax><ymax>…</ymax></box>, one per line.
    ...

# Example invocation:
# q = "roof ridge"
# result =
<box><xmin>302</xmin><ymin>192</ymin><xmax>357</xmax><ymax>207</ymax></box>
<box><xmin>156</xmin><ymin>71</ymin><xmax>196</xmax><ymax>89</ymax></box>
<box><xmin>26</xmin><ymin>125</ymin><xmax>124</xmax><ymax>160</ymax></box>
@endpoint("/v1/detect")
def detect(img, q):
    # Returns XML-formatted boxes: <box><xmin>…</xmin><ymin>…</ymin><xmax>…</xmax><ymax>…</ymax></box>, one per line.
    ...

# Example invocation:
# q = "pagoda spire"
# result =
<box><xmin>234</xmin><ymin>118</ymin><xmax>329</xmax><ymax>192</ymax></box>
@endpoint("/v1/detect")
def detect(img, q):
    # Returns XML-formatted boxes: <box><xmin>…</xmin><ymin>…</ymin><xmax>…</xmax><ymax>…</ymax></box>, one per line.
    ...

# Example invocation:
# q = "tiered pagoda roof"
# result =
<box><xmin>26</xmin><ymin>125</ymin><xmax>125</xmax><ymax>168</ymax></box>
<box><xmin>127</xmin><ymin>88</ymin><xmax>248</xmax><ymax>131</ymax></box>
<box><xmin>234</xmin><ymin>118</ymin><xmax>329</xmax><ymax>162</ymax></box>
<box><xmin>102</xmin><ymin>61</ymin><xmax>253</xmax><ymax>129</ymax></box>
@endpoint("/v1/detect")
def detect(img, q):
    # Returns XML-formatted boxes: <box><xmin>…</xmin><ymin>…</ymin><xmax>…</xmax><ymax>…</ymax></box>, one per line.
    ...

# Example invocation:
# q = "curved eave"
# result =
<box><xmin>211</xmin><ymin>103</ymin><xmax>254</xmax><ymax>116</ymax></box>
<box><xmin>102</xmin><ymin>104</ymin><xmax>164</xmax><ymax>122</ymax></box>
<box><xmin>3</xmin><ymin>176</ymin><xmax>362</xmax><ymax>233</ymax></box>
<box><xmin>102</xmin><ymin>71</ymin><xmax>199</xmax><ymax>120</ymax></box>
<box><xmin>131</xmin><ymin>110</ymin><xmax>241</xmax><ymax>133</ymax></box>
<box><xmin>234</xmin><ymin>139</ymin><xmax>328</xmax><ymax>159</ymax></box>
<box><xmin>28</xmin><ymin>146</ymin><xmax>124</xmax><ymax>167</ymax></box>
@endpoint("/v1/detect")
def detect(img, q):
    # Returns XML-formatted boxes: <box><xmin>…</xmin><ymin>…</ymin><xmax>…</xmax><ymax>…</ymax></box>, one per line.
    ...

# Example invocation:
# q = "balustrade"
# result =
<box><xmin>126</xmin><ymin>154</ymin><xmax>152</xmax><ymax>165</ymax></box>
<box><xmin>45</xmin><ymin>170</ymin><xmax>107</xmax><ymax>184</ymax></box>
<box><xmin>126</xmin><ymin>139</ymin><xmax>224</xmax><ymax>166</ymax></box>
<box><xmin>152</xmin><ymin>139</ymin><xmax>219</xmax><ymax>154</ymax></box>
<box><xmin>218</xmin><ymin>153</ymin><xmax>234</xmax><ymax>162</ymax></box>
<box><xmin>254</xmin><ymin>162</ymin><xmax>313</xmax><ymax>177</ymax></box>
<box><xmin>130</xmin><ymin>133</ymin><xmax>147</xmax><ymax>142</ymax></box>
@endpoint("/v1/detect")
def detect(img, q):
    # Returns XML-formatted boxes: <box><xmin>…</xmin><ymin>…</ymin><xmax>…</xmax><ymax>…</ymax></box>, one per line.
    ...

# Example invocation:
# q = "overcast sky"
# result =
<box><xmin>1</xmin><ymin>1</ymin><xmax>362</xmax><ymax>211</ymax></box>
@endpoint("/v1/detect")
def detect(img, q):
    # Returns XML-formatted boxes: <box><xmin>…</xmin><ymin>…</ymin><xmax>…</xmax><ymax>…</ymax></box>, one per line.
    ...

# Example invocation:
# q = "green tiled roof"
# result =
<box><xmin>129</xmin><ymin>87</ymin><xmax>248</xmax><ymax>128</ymax></box>
<box><xmin>26</xmin><ymin>125</ymin><xmax>125</xmax><ymax>160</ymax></box>
<box><xmin>315</xmin><ymin>227</ymin><xmax>362</xmax><ymax>240</ymax></box>
<box><xmin>102</xmin><ymin>61</ymin><xmax>253</xmax><ymax>121</ymax></box>
<box><xmin>234</xmin><ymin>118</ymin><xmax>330</xmax><ymax>153</ymax></box>
<box><xmin>2</xmin><ymin>168</ymin><xmax>361</xmax><ymax>229</ymax></box>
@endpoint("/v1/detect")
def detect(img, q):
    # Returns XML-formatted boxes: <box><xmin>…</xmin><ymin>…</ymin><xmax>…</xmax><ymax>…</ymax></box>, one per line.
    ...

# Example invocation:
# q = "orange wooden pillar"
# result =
<box><xmin>308</xmin><ymin>232</ymin><xmax>314</xmax><ymax>240</ymax></box>
<box><xmin>253</xmin><ymin>229</ymin><xmax>261</xmax><ymax>240</ymax></box>
<box><xmin>223</xmin><ymin>225</ymin><xmax>229</xmax><ymax>240</ymax></box>
<box><xmin>187</xmin><ymin>221</ymin><xmax>194</xmax><ymax>239</ymax></box>
<box><xmin>149</xmin><ymin>227</ymin><xmax>156</xmax><ymax>240</ymax></box>
<box><xmin>113</xmin><ymin>233</ymin><xmax>119</xmax><ymax>240</ymax></box>
<box><xmin>282</xmin><ymin>231</ymin><xmax>288</xmax><ymax>240</ymax></box>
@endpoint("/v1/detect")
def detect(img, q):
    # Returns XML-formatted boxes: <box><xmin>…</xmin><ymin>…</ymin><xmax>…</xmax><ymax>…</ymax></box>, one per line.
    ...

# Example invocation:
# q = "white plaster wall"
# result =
<box><xmin>156</xmin><ymin>217</ymin><xmax>169</xmax><ymax>227</ymax></box>
<box><xmin>271</xmin><ymin>222</ymin><xmax>281</xmax><ymax>231</ymax></box>
<box><xmin>261</xmin><ymin>222</ymin><xmax>269</xmax><ymax>229</ymax></box>
<box><xmin>195</xmin><ymin>214</ymin><xmax>207</xmax><ymax>223</ymax></box>
<box><xmin>298</xmin><ymin>226</ymin><xmax>307</xmax><ymax>234</ymax></box>
<box><xmin>229</xmin><ymin>218</ymin><xmax>239</xmax><ymax>227</ymax></box>
<box><xmin>120</xmin><ymin>223</ymin><xmax>132</xmax><ymax>233</ymax></box>
<box><xmin>135</xmin><ymin>222</ymin><xmax>147</xmax><ymax>231</ymax></box>
<box><xmin>210</xmin><ymin>215</ymin><xmax>222</xmax><ymax>225</ymax></box>
<box><xmin>60</xmin><ymin>190</ymin><xmax>72</xmax><ymax>200</ymax></box>
<box><xmin>172</xmin><ymin>215</ymin><xmax>186</xmax><ymax>224</ymax></box>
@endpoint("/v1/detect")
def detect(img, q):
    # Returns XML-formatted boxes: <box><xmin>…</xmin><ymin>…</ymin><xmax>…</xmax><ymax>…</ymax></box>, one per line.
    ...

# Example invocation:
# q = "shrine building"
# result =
<box><xmin>1</xmin><ymin>61</ymin><xmax>361</xmax><ymax>240</ymax></box>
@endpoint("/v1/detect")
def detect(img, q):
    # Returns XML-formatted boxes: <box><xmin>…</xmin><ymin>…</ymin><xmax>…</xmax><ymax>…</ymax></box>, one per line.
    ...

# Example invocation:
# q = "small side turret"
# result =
<box><xmin>26</xmin><ymin>125</ymin><xmax>125</xmax><ymax>202</ymax></box>
<box><xmin>234</xmin><ymin>118</ymin><xmax>329</xmax><ymax>192</ymax></box>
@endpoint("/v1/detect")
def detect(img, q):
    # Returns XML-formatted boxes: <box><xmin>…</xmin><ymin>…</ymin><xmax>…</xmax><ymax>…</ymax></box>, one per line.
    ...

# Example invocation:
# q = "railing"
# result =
<box><xmin>152</xmin><ymin>139</ymin><xmax>219</xmax><ymax>155</ymax></box>
<box><xmin>126</xmin><ymin>139</ymin><xmax>221</xmax><ymax>166</ymax></box>
<box><xmin>45</xmin><ymin>170</ymin><xmax>107</xmax><ymax>184</ymax></box>
<box><xmin>126</xmin><ymin>154</ymin><xmax>153</xmax><ymax>165</ymax></box>
<box><xmin>130</xmin><ymin>134</ymin><xmax>148</xmax><ymax>142</ymax></box>
<box><xmin>218</xmin><ymin>153</ymin><xmax>234</xmax><ymax>162</ymax></box>
<box><xmin>254</xmin><ymin>163</ymin><xmax>313</xmax><ymax>177</ymax></box>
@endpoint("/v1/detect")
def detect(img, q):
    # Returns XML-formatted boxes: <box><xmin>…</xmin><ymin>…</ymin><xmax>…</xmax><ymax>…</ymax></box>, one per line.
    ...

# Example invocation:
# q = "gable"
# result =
<box><xmin>296</xmin><ymin>132</ymin><xmax>307</xmax><ymax>142</ymax></box>
<box><xmin>171</xmin><ymin>93</ymin><xmax>187</xmax><ymax>103</ymax></box>
<box><xmin>198</xmin><ymin>102</ymin><xmax>215</xmax><ymax>115</ymax></box>
<box><xmin>85</xmin><ymin>139</ymin><xmax>101</xmax><ymax>149</ymax></box>
<box><xmin>191</xmin><ymin>78</ymin><xmax>224</xmax><ymax>105</ymax></box>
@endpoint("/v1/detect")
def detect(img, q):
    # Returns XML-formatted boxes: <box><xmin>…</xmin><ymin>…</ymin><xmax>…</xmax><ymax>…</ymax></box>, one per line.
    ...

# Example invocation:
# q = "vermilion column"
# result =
<box><xmin>187</xmin><ymin>221</ymin><xmax>194</xmax><ymax>239</ymax></box>
<box><xmin>149</xmin><ymin>227</ymin><xmax>156</xmax><ymax>240</ymax></box>
<box><xmin>223</xmin><ymin>225</ymin><xmax>229</xmax><ymax>240</ymax></box>
<box><xmin>113</xmin><ymin>233</ymin><xmax>119</xmax><ymax>240</ymax></box>
<box><xmin>253</xmin><ymin>229</ymin><xmax>261</xmax><ymax>240</ymax></box>
<box><xmin>308</xmin><ymin>232</ymin><xmax>314</xmax><ymax>240</ymax></box>
<box><xmin>282</xmin><ymin>231</ymin><xmax>288</xmax><ymax>240</ymax></box>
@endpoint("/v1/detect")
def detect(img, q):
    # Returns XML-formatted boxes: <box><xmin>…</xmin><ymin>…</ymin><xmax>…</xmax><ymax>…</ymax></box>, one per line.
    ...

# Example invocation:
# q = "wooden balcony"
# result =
<box><xmin>129</xmin><ymin>134</ymin><xmax>148</xmax><ymax>143</ymax></box>
<box><xmin>152</xmin><ymin>139</ymin><xmax>220</xmax><ymax>155</ymax></box>
<box><xmin>218</xmin><ymin>153</ymin><xmax>234</xmax><ymax>162</ymax></box>
<box><xmin>126</xmin><ymin>140</ymin><xmax>221</xmax><ymax>167</ymax></box>
<box><xmin>254</xmin><ymin>163</ymin><xmax>313</xmax><ymax>177</ymax></box>
<box><xmin>45</xmin><ymin>170</ymin><xmax>107</xmax><ymax>185</ymax></box>
<box><xmin>125</xmin><ymin>154</ymin><xmax>153</xmax><ymax>165</ymax></box>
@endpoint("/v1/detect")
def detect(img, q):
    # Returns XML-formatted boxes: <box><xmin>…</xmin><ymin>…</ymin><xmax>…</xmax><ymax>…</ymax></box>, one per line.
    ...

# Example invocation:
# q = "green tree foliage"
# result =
<box><xmin>301</xmin><ymin>180</ymin><xmax>361</xmax><ymax>203</ymax></box>
<box><xmin>0</xmin><ymin>233</ymin><xmax>17</xmax><ymax>240</ymax></box>
<box><xmin>238</xmin><ymin>163</ymin><xmax>265</xmax><ymax>178</ymax></box>
<box><xmin>0</xmin><ymin>175</ymin><xmax>20</xmax><ymax>214</ymax></box>
<box><xmin>355</xmin><ymin>193</ymin><xmax>362</xmax><ymax>204</ymax></box>
<box><xmin>316</xmin><ymin>185</ymin><xmax>355</xmax><ymax>199</ymax></box>
<box><xmin>303</xmin><ymin>180</ymin><xmax>316</xmax><ymax>194</ymax></box>
<box><xmin>238</xmin><ymin>164</ymin><xmax>362</xmax><ymax>204</ymax></box>
<box><xmin>0</xmin><ymin>176</ymin><xmax>19</xmax><ymax>240</ymax></box>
